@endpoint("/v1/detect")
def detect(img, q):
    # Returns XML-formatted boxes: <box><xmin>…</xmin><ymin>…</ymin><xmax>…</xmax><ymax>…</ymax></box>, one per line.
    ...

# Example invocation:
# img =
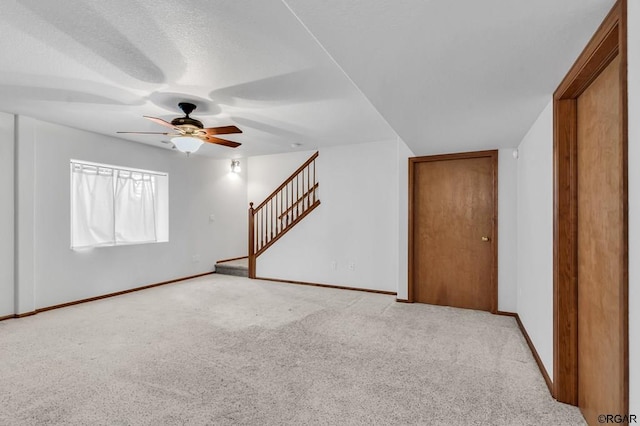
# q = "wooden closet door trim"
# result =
<box><xmin>553</xmin><ymin>0</ymin><xmax>628</xmax><ymax>408</ymax></box>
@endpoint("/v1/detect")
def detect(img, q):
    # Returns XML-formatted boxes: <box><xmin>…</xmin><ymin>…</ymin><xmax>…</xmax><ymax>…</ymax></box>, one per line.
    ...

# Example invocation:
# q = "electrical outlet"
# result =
<box><xmin>209</xmin><ymin>214</ymin><xmax>216</xmax><ymax>223</ymax></box>
<box><xmin>192</xmin><ymin>255</ymin><xmax>201</xmax><ymax>263</ymax></box>
<box><xmin>348</xmin><ymin>262</ymin><xmax>355</xmax><ymax>271</ymax></box>
<box><xmin>331</xmin><ymin>261</ymin><xmax>337</xmax><ymax>270</ymax></box>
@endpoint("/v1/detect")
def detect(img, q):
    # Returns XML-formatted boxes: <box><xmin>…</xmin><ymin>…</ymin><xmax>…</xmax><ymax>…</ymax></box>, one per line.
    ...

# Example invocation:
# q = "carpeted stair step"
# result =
<box><xmin>215</xmin><ymin>258</ymin><xmax>249</xmax><ymax>277</ymax></box>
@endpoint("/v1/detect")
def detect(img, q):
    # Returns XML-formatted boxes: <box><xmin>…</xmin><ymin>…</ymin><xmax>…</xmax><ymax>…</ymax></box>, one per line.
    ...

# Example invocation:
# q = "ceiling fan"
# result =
<box><xmin>117</xmin><ymin>102</ymin><xmax>242</xmax><ymax>154</ymax></box>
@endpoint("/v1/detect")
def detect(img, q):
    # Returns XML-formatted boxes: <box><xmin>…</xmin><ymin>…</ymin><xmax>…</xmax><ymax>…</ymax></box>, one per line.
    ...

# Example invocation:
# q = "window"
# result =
<box><xmin>70</xmin><ymin>160</ymin><xmax>169</xmax><ymax>249</ymax></box>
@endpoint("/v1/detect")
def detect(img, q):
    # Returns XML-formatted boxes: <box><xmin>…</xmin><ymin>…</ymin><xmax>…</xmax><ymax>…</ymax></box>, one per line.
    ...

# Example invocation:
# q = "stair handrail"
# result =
<box><xmin>252</xmin><ymin>151</ymin><xmax>318</xmax><ymax>212</ymax></box>
<box><xmin>248</xmin><ymin>151</ymin><xmax>320</xmax><ymax>278</ymax></box>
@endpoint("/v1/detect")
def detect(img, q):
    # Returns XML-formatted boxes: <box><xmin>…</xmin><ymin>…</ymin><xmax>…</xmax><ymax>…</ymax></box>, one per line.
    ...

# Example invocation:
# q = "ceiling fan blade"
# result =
<box><xmin>199</xmin><ymin>125</ymin><xmax>242</xmax><ymax>135</ymax></box>
<box><xmin>117</xmin><ymin>131</ymin><xmax>177</xmax><ymax>135</ymax></box>
<box><xmin>204</xmin><ymin>136</ymin><xmax>241</xmax><ymax>148</ymax></box>
<box><xmin>143</xmin><ymin>116</ymin><xmax>179</xmax><ymax>130</ymax></box>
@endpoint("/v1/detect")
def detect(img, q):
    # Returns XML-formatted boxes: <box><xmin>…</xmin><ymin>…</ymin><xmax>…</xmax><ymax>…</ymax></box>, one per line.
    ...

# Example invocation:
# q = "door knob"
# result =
<box><xmin>481</xmin><ymin>236</ymin><xmax>490</xmax><ymax>242</ymax></box>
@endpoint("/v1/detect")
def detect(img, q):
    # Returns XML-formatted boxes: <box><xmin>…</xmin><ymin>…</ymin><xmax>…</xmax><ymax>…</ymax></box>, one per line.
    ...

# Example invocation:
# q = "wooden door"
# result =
<box><xmin>576</xmin><ymin>54</ymin><xmax>626</xmax><ymax>424</ymax></box>
<box><xmin>553</xmin><ymin>1</ymin><xmax>628</xmax><ymax>416</ymax></box>
<box><xmin>409</xmin><ymin>151</ymin><xmax>497</xmax><ymax>312</ymax></box>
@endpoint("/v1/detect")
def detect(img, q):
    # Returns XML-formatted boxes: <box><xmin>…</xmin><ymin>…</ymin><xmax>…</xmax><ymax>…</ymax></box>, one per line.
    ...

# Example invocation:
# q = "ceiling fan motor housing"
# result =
<box><xmin>173</xmin><ymin>102</ymin><xmax>202</xmax><ymax>128</ymax></box>
<box><xmin>171</xmin><ymin>116</ymin><xmax>203</xmax><ymax>128</ymax></box>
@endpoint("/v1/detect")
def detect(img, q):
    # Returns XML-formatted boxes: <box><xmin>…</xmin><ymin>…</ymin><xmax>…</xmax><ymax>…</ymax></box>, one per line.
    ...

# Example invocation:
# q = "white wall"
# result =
<box><xmin>498</xmin><ymin>149</ymin><xmax>518</xmax><ymax>312</ymax></box>
<box><xmin>516</xmin><ymin>101</ymin><xmax>554</xmax><ymax>377</ymax></box>
<box><xmin>0</xmin><ymin>112</ymin><xmax>14</xmax><ymax>317</ymax></box>
<box><xmin>251</xmin><ymin>140</ymin><xmax>400</xmax><ymax>293</ymax></box>
<box><xmin>396</xmin><ymin>138</ymin><xmax>414</xmax><ymax>300</ymax></box>
<box><xmin>627</xmin><ymin>0</ymin><xmax>639</xmax><ymax>414</ymax></box>
<box><xmin>248</xmin><ymin>150</ymin><xmax>317</xmax><ymax>206</ymax></box>
<box><xmin>15</xmin><ymin>116</ymin><xmax>36</xmax><ymax>314</ymax></box>
<box><xmin>249</xmin><ymin>141</ymin><xmax>516</xmax><ymax>303</ymax></box>
<box><xmin>12</xmin><ymin>116</ymin><xmax>247</xmax><ymax>312</ymax></box>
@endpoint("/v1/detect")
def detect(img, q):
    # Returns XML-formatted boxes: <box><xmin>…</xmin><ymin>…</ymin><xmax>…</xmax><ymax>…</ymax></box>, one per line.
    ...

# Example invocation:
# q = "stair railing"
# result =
<box><xmin>248</xmin><ymin>152</ymin><xmax>320</xmax><ymax>278</ymax></box>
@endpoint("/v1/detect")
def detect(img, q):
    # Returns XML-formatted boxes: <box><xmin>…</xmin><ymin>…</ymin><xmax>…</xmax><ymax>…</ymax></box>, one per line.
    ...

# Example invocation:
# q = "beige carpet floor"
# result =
<box><xmin>0</xmin><ymin>274</ymin><xmax>585</xmax><ymax>425</ymax></box>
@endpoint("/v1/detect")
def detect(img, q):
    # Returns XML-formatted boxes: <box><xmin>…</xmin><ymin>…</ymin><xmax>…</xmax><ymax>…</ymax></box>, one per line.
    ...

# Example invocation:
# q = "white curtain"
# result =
<box><xmin>71</xmin><ymin>162</ymin><xmax>158</xmax><ymax>248</ymax></box>
<box><xmin>114</xmin><ymin>170</ymin><xmax>157</xmax><ymax>244</ymax></box>
<box><xmin>71</xmin><ymin>164</ymin><xmax>115</xmax><ymax>248</ymax></box>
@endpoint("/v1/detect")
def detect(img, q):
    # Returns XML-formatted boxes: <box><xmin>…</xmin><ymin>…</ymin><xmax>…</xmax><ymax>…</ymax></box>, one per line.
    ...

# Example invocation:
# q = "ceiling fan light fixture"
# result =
<box><xmin>172</xmin><ymin>136</ymin><xmax>203</xmax><ymax>155</ymax></box>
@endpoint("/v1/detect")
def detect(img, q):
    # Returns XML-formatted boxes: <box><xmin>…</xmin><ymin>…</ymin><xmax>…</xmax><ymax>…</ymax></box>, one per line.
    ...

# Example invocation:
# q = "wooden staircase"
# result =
<box><xmin>248</xmin><ymin>152</ymin><xmax>320</xmax><ymax>278</ymax></box>
<box><xmin>215</xmin><ymin>152</ymin><xmax>320</xmax><ymax>278</ymax></box>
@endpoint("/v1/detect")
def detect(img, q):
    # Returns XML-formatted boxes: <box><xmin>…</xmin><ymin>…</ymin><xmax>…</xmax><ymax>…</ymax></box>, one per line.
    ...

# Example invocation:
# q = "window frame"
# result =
<box><xmin>70</xmin><ymin>159</ymin><xmax>169</xmax><ymax>249</ymax></box>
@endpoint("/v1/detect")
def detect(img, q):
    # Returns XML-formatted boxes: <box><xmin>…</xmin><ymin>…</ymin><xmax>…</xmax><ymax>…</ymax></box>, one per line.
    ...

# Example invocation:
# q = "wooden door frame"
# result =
<box><xmin>408</xmin><ymin>150</ymin><xmax>499</xmax><ymax>313</ymax></box>
<box><xmin>553</xmin><ymin>0</ymin><xmax>628</xmax><ymax>407</ymax></box>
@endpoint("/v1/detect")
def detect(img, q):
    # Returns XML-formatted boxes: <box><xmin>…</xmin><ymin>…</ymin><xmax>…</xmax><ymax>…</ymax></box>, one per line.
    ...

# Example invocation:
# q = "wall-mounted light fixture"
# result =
<box><xmin>230</xmin><ymin>159</ymin><xmax>241</xmax><ymax>173</ymax></box>
<box><xmin>172</xmin><ymin>136</ymin><xmax>203</xmax><ymax>156</ymax></box>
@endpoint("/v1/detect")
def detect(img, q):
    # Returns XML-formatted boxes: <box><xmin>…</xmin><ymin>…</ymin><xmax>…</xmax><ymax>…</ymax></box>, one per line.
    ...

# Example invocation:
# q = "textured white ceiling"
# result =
<box><xmin>283</xmin><ymin>0</ymin><xmax>616</xmax><ymax>155</ymax></box>
<box><xmin>0</xmin><ymin>0</ymin><xmax>616</xmax><ymax>158</ymax></box>
<box><xmin>0</xmin><ymin>0</ymin><xmax>396</xmax><ymax>157</ymax></box>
